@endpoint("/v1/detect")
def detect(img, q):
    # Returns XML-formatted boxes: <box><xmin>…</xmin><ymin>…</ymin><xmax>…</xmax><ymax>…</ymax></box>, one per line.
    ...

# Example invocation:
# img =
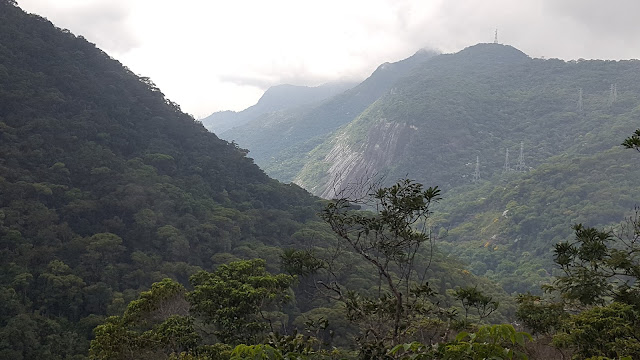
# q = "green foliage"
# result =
<box><xmin>453</xmin><ymin>286</ymin><xmax>499</xmax><ymax>323</ymax></box>
<box><xmin>0</xmin><ymin>2</ymin><xmax>336</xmax><ymax>357</ymax></box>
<box><xmin>188</xmin><ymin>259</ymin><xmax>294</xmax><ymax>345</ymax></box>
<box><xmin>389</xmin><ymin>324</ymin><xmax>531</xmax><ymax>360</ymax></box>
<box><xmin>553</xmin><ymin>219</ymin><xmax>640</xmax><ymax>307</ymax></box>
<box><xmin>446</xmin><ymin>324</ymin><xmax>531</xmax><ymax>360</ymax></box>
<box><xmin>319</xmin><ymin>179</ymin><xmax>442</xmax><ymax>343</ymax></box>
<box><xmin>553</xmin><ymin>302</ymin><xmax>640</xmax><ymax>359</ymax></box>
<box><xmin>280</xmin><ymin>249</ymin><xmax>325</xmax><ymax>277</ymax></box>
<box><xmin>90</xmin><ymin>278</ymin><xmax>192</xmax><ymax>360</ymax></box>
<box><xmin>622</xmin><ymin>129</ymin><xmax>640</xmax><ymax>151</ymax></box>
<box><xmin>515</xmin><ymin>293</ymin><xmax>566</xmax><ymax>336</ymax></box>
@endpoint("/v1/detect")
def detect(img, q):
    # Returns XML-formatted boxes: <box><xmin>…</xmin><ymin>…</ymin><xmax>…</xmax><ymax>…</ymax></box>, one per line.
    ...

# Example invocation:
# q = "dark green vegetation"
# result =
<box><xmin>88</xmin><ymin>180</ymin><xmax>523</xmax><ymax>360</ymax></box>
<box><xmin>0</xmin><ymin>2</ymin><xmax>511</xmax><ymax>359</ymax></box>
<box><xmin>3</xmin><ymin>0</ymin><xmax>640</xmax><ymax>358</ymax></box>
<box><xmin>514</xmin><ymin>191</ymin><xmax>640</xmax><ymax>359</ymax></box>
<box><xmin>201</xmin><ymin>82</ymin><xmax>356</xmax><ymax>135</ymax></box>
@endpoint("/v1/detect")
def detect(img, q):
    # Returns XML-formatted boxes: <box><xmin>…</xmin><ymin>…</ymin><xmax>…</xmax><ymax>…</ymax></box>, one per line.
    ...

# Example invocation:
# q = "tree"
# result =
<box><xmin>517</xmin><ymin>137</ymin><xmax>640</xmax><ymax>358</ymax></box>
<box><xmin>552</xmin><ymin>302</ymin><xmax>640</xmax><ymax>359</ymax></box>
<box><xmin>90</xmin><ymin>278</ymin><xmax>193</xmax><ymax>360</ymax></box>
<box><xmin>553</xmin><ymin>219</ymin><xmax>640</xmax><ymax>307</ymax></box>
<box><xmin>390</xmin><ymin>324</ymin><xmax>531</xmax><ymax>360</ymax></box>
<box><xmin>313</xmin><ymin>179</ymin><xmax>442</xmax><ymax>349</ymax></box>
<box><xmin>622</xmin><ymin>129</ymin><xmax>640</xmax><ymax>152</ymax></box>
<box><xmin>188</xmin><ymin>259</ymin><xmax>294</xmax><ymax>345</ymax></box>
<box><xmin>515</xmin><ymin>293</ymin><xmax>566</xmax><ymax>336</ymax></box>
<box><xmin>453</xmin><ymin>286</ymin><xmax>499</xmax><ymax>324</ymax></box>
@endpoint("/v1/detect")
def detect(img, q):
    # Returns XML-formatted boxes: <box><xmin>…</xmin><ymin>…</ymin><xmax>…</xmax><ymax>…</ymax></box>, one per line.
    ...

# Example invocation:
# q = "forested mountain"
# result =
<box><xmin>200</xmin><ymin>82</ymin><xmax>355</xmax><ymax>134</ymax></box>
<box><xmin>229</xmin><ymin>43</ymin><xmax>640</xmax><ymax>294</ymax></box>
<box><xmin>294</xmin><ymin>44</ymin><xmax>640</xmax><ymax>197</ymax></box>
<box><xmin>220</xmin><ymin>48</ymin><xmax>438</xmax><ymax>181</ymax></box>
<box><xmin>293</xmin><ymin>44</ymin><xmax>640</xmax><ymax>293</ymax></box>
<box><xmin>0</xmin><ymin>2</ymin><xmax>511</xmax><ymax>359</ymax></box>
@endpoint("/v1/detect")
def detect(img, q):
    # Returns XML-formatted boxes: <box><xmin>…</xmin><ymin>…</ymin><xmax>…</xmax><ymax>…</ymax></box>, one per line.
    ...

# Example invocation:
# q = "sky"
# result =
<box><xmin>16</xmin><ymin>0</ymin><xmax>640</xmax><ymax>118</ymax></box>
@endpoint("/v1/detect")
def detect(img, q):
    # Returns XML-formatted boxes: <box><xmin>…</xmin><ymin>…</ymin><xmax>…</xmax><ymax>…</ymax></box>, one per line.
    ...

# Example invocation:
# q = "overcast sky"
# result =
<box><xmin>16</xmin><ymin>0</ymin><xmax>640</xmax><ymax>118</ymax></box>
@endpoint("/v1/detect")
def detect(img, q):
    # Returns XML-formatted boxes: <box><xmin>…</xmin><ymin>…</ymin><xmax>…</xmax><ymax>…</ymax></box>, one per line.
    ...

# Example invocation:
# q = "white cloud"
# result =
<box><xmin>16</xmin><ymin>0</ymin><xmax>640</xmax><ymax>117</ymax></box>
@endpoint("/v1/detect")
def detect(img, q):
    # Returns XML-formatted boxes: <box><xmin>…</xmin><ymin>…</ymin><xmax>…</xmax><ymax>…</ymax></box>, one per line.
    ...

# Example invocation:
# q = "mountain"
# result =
<box><xmin>283</xmin><ymin>43</ymin><xmax>640</xmax><ymax>292</ymax></box>
<box><xmin>220</xmin><ymin>48</ymin><xmax>439</xmax><ymax>181</ymax></box>
<box><xmin>201</xmin><ymin>82</ymin><xmax>355</xmax><ymax>134</ymax></box>
<box><xmin>0</xmin><ymin>3</ymin><xmax>510</xmax><ymax>358</ymax></box>
<box><xmin>0</xmin><ymin>2</ymin><xmax>329</xmax><ymax>356</ymax></box>
<box><xmin>294</xmin><ymin>43</ymin><xmax>640</xmax><ymax>197</ymax></box>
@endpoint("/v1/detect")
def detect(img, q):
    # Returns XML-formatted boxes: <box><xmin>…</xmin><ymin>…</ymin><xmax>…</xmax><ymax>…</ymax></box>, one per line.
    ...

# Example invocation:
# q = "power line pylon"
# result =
<box><xmin>473</xmin><ymin>156</ymin><xmax>480</xmax><ymax>182</ymax></box>
<box><xmin>504</xmin><ymin>148</ymin><xmax>510</xmax><ymax>173</ymax></box>
<box><xmin>515</xmin><ymin>142</ymin><xmax>526</xmax><ymax>172</ymax></box>
<box><xmin>577</xmin><ymin>88</ymin><xmax>583</xmax><ymax>112</ymax></box>
<box><xmin>609</xmin><ymin>84</ymin><xmax>615</xmax><ymax>106</ymax></box>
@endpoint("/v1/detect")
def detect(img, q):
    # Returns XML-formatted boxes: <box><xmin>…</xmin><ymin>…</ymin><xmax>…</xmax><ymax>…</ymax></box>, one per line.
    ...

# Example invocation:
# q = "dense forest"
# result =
<box><xmin>219</xmin><ymin>41</ymin><xmax>640</xmax><ymax>299</ymax></box>
<box><xmin>2</xmin><ymin>1</ymin><xmax>640</xmax><ymax>359</ymax></box>
<box><xmin>0</xmin><ymin>2</ymin><xmax>511</xmax><ymax>359</ymax></box>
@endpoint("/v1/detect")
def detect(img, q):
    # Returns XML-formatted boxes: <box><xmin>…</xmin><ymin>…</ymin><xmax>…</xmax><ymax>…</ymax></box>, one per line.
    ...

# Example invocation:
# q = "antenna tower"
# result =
<box><xmin>577</xmin><ymin>88</ymin><xmax>583</xmax><ymax>112</ymax></box>
<box><xmin>473</xmin><ymin>156</ymin><xmax>480</xmax><ymax>182</ymax></box>
<box><xmin>494</xmin><ymin>29</ymin><xmax>498</xmax><ymax>44</ymax></box>
<box><xmin>614</xmin><ymin>83</ymin><xmax>618</xmax><ymax>102</ymax></box>
<box><xmin>515</xmin><ymin>142</ymin><xmax>526</xmax><ymax>172</ymax></box>
<box><xmin>503</xmin><ymin>148</ymin><xmax>510</xmax><ymax>172</ymax></box>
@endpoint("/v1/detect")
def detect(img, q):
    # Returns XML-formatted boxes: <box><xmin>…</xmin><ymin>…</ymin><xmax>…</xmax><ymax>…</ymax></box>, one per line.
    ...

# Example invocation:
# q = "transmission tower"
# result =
<box><xmin>494</xmin><ymin>29</ymin><xmax>498</xmax><ymax>44</ymax></box>
<box><xmin>515</xmin><ymin>142</ymin><xmax>526</xmax><ymax>172</ymax></box>
<box><xmin>473</xmin><ymin>156</ymin><xmax>480</xmax><ymax>182</ymax></box>
<box><xmin>608</xmin><ymin>84</ymin><xmax>616</xmax><ymax>106</ymax></box>
<box><xmin>503</xmin><ymin>148</ymin><xmax>510</xmax><ymax>172</ymax></box>
<box><xmin>577</xmin><ymin>88</ymin><xmax>583</xmax><ymax>112</ymax></box>
<box><xmin>614</xmin><ymin>83</ymin><xmax>618</xmax><ymax>102</ymax></box>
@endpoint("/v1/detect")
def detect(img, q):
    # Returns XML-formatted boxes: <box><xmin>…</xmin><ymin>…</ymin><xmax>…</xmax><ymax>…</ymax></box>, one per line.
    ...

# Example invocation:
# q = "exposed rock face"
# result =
<box><xmin>300</xmin><ymin>121</ymin><xmax>413</xmax><ymax>198</ymax></box>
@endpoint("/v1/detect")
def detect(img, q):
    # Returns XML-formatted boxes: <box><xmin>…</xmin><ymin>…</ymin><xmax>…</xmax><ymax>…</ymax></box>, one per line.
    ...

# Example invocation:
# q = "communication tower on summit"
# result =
<box><xmin>473</xmin><ymin>156</ymin><xmax>481</xmax><ymax>182</ymax></box>
<box><xmin>494</xmin><ymin>29</ymin><xmax>499</xmax><ymax>44</ymax></box>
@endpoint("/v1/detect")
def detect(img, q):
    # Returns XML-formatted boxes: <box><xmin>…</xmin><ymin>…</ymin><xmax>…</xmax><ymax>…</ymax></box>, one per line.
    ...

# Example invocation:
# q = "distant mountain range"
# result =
<box><xmin>201</xmin><ymin>82</ymin><xmax>356</xmax><ymax>134</ymax></box>
<box><xmin>217</xmin><ymin>42</ymin><xmax>640</xmax><ymax>293</ymax></box>
<box><xmin>210</xmin><ymin>49</ymin><xmax>439</xmax><ymax>181</ymax></box>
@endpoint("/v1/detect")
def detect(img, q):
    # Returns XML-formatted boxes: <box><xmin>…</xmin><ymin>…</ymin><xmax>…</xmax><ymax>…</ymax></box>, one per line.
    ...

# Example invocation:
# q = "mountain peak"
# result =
<box><xmin>455</xmin><ymin>43</ymin><xmax>530</xmax><ymax>63</ymax></box>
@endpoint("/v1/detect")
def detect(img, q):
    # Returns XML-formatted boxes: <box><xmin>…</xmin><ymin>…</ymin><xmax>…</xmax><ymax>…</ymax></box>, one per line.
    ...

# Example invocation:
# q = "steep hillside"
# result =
<box><xmin>290</xmin><ymin>43</ymin><xmax>640</xmax><ymax>293</ymax></box>
<box><xmin>222</xmin><ymin>48</ymin><xmax>438</xmax><ymax>181</ymax></box>
<box><xmin>201</xmin><ymin>82</ymin><xmax>355</xmax><ymax>134</ymax></box>
<box><xmin>437</xmin><ymin>146</ymin><xmax>640</xmax><ymax>294</ymax></box>
<box><xmin>295</xmin><ymin>44</ymin><xmax>640</xmax><ymax>197</ymax></box>
<box><xmin>0</xmin><ymin>3</ymin><xmax>509</xmax><ymax>358</ymax></box>
<box><xmin>0</xmin><ymin>2</ymin><xmax>325</xmax><ymax>356</ymax></box>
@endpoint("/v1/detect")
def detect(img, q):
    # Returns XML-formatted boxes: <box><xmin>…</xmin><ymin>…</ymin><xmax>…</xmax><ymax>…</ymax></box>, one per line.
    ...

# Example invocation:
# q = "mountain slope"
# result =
<box><xmin>0</xmin><ymin>3</ymin><xmax>510</xmax><ymax>358</ymax></box>
<box><xmin>201</xmin><ymin>82</ymin><xmax>355</xmax><ymax>134</ymax></box>
<box><xmin>295</xmin><ymin>44</ymin><xmax>640</xmax><ymax>197</ymax></box>
<box><xmin>221</xmin><ymin>48</ymin><xmax>439</xmax><ymax>182</ymax></box>
<box><xmin>0</xmin><ymin>2</ymin><xmax>330</xmax><ymax>356</ymax></box>
<box><xmin>288</xmin><ymin>43</ymin><xmax>640</xmax><ymax>292</ymax></box>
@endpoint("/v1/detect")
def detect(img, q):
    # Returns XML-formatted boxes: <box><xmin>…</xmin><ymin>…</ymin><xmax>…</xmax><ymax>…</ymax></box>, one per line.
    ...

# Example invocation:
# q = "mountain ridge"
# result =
<box><xmin>201</xmin><ymin>81</ymin><xmax>355</xmax><ymax>134</ymax></box>
<box><xmin>221</xmin><ymin>48</ymin><xmax>439</xmax><ymax>181</ymax></box>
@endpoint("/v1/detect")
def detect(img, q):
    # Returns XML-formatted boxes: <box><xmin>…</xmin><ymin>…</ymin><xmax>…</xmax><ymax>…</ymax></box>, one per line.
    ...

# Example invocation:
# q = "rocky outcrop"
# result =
<box><xmin>298</xmin><ymin>121</ymin><xmax>413</xmax><ymax>198</ymax></box>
